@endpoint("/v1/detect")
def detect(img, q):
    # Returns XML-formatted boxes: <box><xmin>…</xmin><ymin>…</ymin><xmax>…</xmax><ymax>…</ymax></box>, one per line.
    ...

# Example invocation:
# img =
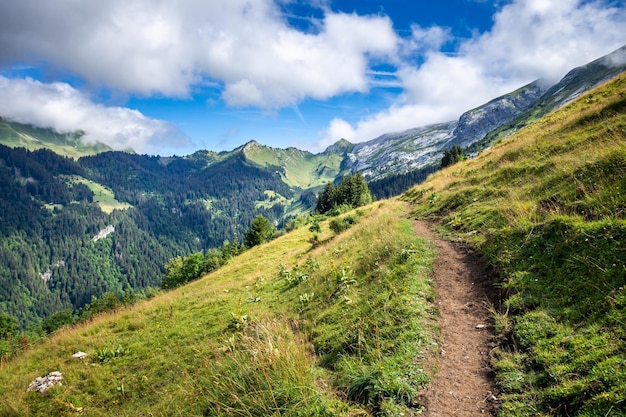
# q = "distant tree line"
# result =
<box><xmin>367</xmin><ymin>165</ymin><xmax>439</xmax><ymax>199</ymax></box>
<box><xmin>161</xmin><ymin>239</ymin><xmax>243</xmax><ymax>289</ymax></box>
<box><xmin>161</xmin><ymin>213</ymin><xmax>277</xmax><ymax>290</ymax></box>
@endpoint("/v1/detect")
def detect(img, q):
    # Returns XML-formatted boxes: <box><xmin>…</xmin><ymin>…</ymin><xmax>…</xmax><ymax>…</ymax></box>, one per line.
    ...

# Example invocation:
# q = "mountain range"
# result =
<box><xmin>1</xmin><ymin>58</ymin><xmax>625</xmax><ymax>417</ymax></box>
<box><xmin>0</xmin><ymin>45</ymin><xmax>625</xmax><ymax>327</ymax></box>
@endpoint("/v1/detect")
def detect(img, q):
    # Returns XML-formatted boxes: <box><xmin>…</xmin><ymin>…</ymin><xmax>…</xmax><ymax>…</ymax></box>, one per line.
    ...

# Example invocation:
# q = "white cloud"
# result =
<box><xmin>319</xmin><ymin>0</ymin><xmax>626</xmax><ymax>149</ymax></box>
<box><xmin>461</xmin><ymin>0</ymin><xmax>626</xmax><ymax>81</ymax></box>
<box><xmin>0</xmin><ymin>0</ymin><xmax>397</xmax><ymax>107</ymax></box>
<box><xmin>0</xmin><ymin>0</ymin><xmax>624</xmax><ymax>154</ymax></box>
<box><xmin>199</xmin><ymin>10</ymin><xmax>398</xmax><ymax>107</ymax></box>
<box><xmin>0</xmin><ymin>76</ymin><xmax>186</xmax><ymax>154</ymax></box>
<box><xmin>404</xmin><ymin>25</ymin><xmax>452</xmax><ymax>54</ymax></box>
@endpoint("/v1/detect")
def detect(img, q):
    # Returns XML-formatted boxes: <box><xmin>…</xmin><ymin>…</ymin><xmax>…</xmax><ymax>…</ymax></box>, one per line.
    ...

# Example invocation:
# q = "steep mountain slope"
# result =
<box><xmin>405</xmin><ymin>71</ymin><xmax>626</xmax><ymax>416</ymax></box>
<box><xmin>446</xmin><ymin>80</ymin><xmax>547</xmax><ymax>148</ymax></box>
<box><xmin>0</xmin><ymin>201</ymin><xmax>439</xmax><ymax>416</ymax></box>
<box><xmin>346</xmin><ymin>45</ymin><xmax>626</xmax><ymax>183</ymax></box>
<box><xmin>0</xmin><ymin>118</ymin><xmax>112</xmax><ymax>158</ymax></box>
<box><xmin>344</xmin><ymin>122</ymin><xmax>457</xmax><ymax>181</ymax></box>
<box><xmin>472</xmin><ymin>44</ymin><xmax>626</xmax><ymax>151</ymax></box>
<box><xmin>338</xmin><ymin>80</ymin><xmax>547</xmax><ymax>182</ymax></box>
<box><xmin>242</xmin><ymin>140</ymin><xmax>349</xmax><ymax>189</ymax></box>
<box><xmin>0</xmin><ymin>146</ymin><xmax>296</xmax><ymax>327</ymax></box>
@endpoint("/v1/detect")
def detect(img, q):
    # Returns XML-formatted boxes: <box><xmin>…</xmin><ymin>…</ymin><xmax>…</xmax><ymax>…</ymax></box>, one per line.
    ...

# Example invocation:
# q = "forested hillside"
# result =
<box><xmin>0</xmin><ymin>145</ymin><xmax>294</xmax><ymax>327</ymax></box>
<box><xmin>2</xmin><ymin>45</ymin><xmax>625</xmax><ymax>332</ymax></box>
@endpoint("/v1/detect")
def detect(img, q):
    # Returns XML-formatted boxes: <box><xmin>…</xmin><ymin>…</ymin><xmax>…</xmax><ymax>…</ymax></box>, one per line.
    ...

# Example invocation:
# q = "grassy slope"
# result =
<box><xmin>244</xmin><ymin>143</ymin><xmax>349</xmax><ymax>217</ymax></box>
<box><xmin>0</xmin><ymin>200</ymin><xmax>437</xmax><ymax>416</ymax></box>
<box><xmin>0</xmin><ymin>120</ymin><xmax>112</xmax><ymax>158</ymax></box>
<box><xmin>244</xmin><ymin>144</ymin><xmax>346</xmax><ymax>189</ymax></box>
<box><xmin>63</xmin><ymin>175</ymin><xmax>132</xmax><ymax>213</ymax></box>
<box><xmin>404</xmin><ymin>73</ymin><xmax>626</xmax><ymax>416</ymax></box>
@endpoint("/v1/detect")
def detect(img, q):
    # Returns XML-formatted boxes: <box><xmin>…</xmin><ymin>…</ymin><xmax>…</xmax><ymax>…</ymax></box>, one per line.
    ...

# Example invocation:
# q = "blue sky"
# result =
<box><xmin>0</xmin><ymin>0</ymin><xmax>625</xmax><ymax>155</ymax></box>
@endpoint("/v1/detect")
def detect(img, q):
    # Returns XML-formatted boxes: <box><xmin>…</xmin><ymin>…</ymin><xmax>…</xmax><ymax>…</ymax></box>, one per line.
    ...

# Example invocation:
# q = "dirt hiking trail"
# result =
<box><xmin>414</xmin><ymin>221</ymin><xmax>499</xmax><ymax>416</ymax></box>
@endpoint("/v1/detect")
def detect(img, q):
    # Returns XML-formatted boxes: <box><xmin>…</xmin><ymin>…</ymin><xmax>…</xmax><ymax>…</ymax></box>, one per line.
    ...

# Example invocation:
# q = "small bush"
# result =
<box><xmin>329</xmin><ymin>215</ymin><xmax>359</xmax><ymax>234</ymax></box>
<box><xmin>42</xmin><ymin>309</ymin><xmax>76</xmax><ymax>334</ymax></box>
<box><xmin>309</xmin><ymin>221</ymin><xmax>321</xmax><ymax>233</ymax></box>
<box><xmin>308</xmin><ymin>234</ymin><xmax>321</xmax><ymax>248</ymax></box>
<box><xmin>327</xmin><ymin>204</ymin><xmax>353</xmax><ymax>217</ymax></box>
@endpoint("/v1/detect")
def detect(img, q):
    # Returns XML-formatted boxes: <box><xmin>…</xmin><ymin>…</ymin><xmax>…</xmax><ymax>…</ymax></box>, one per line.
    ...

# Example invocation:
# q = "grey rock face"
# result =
<box><xmin>345</xmin><ymin>122</ymin><xmax>457</xmax><ymax>181</ymax></box>
<box><xmin>342</xmin><ymin>45</ymin><xmax>626</xmax><ymax>183</ymax></box>
<box><xmin>27</xmin><ymin>371</ymin><xmax>63</xmax><ymax>395</ymax></box>
<box><xmin>447</xmin><ymin>81</ymin><xmax>547</xmax><ymax>149</ymax></box>
<box><xmin>73</xmin><ymin>351</ymin><xmax>87</xmax><ymax>360</ymax></box>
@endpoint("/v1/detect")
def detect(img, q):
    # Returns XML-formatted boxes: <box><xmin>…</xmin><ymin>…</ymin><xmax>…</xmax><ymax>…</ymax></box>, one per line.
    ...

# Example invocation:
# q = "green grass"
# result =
<box><xmin>243</xmin><ymin>143</ymin><xmax>347</xmax><ymax>189</ymax></box>
<box><xmin>0</xmin><ymin>200</ymin><xmax>437</xmax><ymax>416</ymax></box>
<box><xmin>255</xmin><ymin>190</ymin><xmax>291</xmax><ymax>210</ymax></box>
<box><xmin>63</xmin><ymin>175</ymin><xmax>132</xmax><ymax>213</ymax></box>
<box><xmin>404</xmin><ymin>72</ymin><xmax>626</xmax><ymax>416</ymax></box>
<box><xmin>0</xmin><ymin>120</ymin><xmax>112</xmax><ymax>158</ymax></box>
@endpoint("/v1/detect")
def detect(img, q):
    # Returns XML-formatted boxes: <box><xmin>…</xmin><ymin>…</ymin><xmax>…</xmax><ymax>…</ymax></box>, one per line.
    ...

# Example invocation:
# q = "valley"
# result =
<box><xmin>1</xmin><ymin>47</ymin><xmax>624</xmax><ymax>329</ymax></box>
<box><xmin>0</xmin><ymin>45</ymin><xmax>625</xmax><ymax>417</ymax></box>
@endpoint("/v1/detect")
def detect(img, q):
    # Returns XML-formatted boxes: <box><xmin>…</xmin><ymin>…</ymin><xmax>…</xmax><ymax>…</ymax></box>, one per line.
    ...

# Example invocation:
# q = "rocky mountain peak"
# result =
<box><xmin>323</xmin><ymin>138</ymin><xmax>355</xmax><ymax>156</ymax></box>
<box><xmin>242</xmin><ymin>140</ymin><xmax>261</xmax><ymax>151</ymax></box>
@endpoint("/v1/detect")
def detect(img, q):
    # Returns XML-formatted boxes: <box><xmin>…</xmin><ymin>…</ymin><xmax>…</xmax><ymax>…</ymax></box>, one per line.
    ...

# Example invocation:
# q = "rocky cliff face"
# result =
<box><xmin>343</xmin><ymin>122</ymin><xmax>456</xmax><ymax>181</ymax></box>
<box><xmin>339</xmin><ymin>45</ymin><xmax>626</xmax><ymax>182</ymax></box>
<box><xmin>340</xmin><ymin>81</ymin><xmax>545</xmax><ymax>181</ymax></box>
<box><xmin>447</xmin><ymin>81</ymin><xmax>547</xmax><ymax>149</ymax></box>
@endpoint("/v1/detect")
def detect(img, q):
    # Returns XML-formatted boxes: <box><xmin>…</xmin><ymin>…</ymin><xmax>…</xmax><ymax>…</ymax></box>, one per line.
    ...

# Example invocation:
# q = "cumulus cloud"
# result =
<box><xmin>319</xmin><ymin>0</ymin><xmax>626</xmax><ymax>149</ymax></box>
<box><xmin>0</xmin><ymin>76</ymin><xmax>186</xmax><ymax>154</ymax></box>
<box><xmin>200</xmin><ymin>9</ymin><xmax>398</xmax><ymax>107</ymax></box>
<box><xmin>0</xmin><ymin>0</ymin><xmax>624</xmax><ymax>153</ymax></box>
<box><xmin>0</xmin><ymin>0</ymin><xmax>397</xmax><ymax>107</ymax></box>
<box><xmin>404</xmin><ymin>25</ymin><xmax>452</xmax><ymax>54</ymax></box>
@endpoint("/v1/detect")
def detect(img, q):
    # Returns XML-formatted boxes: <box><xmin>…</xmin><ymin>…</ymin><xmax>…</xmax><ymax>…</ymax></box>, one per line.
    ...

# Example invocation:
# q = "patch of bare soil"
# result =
<box><xmin>414</xmin><ymin>221</ymin><xmax>499</xmax><ymax>416</ymax></box>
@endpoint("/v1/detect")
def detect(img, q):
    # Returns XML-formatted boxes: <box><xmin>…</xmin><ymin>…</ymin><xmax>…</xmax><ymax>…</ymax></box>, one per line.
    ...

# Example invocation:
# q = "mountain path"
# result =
<box><xmin>414</xmin><ymin>220</ymin><xmax>499</xmax><ymax>416</ymax></box>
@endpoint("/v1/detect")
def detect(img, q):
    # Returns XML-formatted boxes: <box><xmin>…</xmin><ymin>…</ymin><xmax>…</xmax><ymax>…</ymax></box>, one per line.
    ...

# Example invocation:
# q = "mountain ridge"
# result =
<box><xmin>0</xmin><ymin>118</ymin><xmax>114</xmax><ymax>158</ymax></box>
<box><xmin>472</xmin><ymin>44</ymin><xmax>626</xmax><ymax>150</ymax></box>
<box><xmin>1</xmin><ymin>45</ymin><xmax>625</xmax><ymax>188</ymax></box>
<box><xmin>1</xmin><ymin>65</ymin><xmax>625</xmax><ymax>417</ymax></box>
<box><xmin>0</xmin><ymin>45</ymin><xmax>625</xmax><ymax>328</ymax></box>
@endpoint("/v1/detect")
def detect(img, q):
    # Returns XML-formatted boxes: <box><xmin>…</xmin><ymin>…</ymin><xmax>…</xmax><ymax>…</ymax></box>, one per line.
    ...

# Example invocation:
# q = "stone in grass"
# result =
<box><xmin>72</xmin><ymin>351</ymin><xmax>87</xmax><ymax>360</ymax></box>
<box><xmin>27</xmin><ymin>371</ymin><xmax>63</xmax><ymax>395</ymax></box>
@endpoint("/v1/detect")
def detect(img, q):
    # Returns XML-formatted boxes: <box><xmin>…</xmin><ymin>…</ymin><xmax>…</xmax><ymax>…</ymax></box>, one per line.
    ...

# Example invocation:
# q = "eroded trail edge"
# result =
<box><xmin>414</xmin><ymin>221</ymin><xmax>498</xmax><ymax>417</ymax></box>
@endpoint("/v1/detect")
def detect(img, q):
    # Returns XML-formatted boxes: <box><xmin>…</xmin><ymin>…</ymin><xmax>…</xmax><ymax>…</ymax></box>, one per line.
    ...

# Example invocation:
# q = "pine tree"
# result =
<box><xmin>441</xmin><ymin>145</ymin><xmax>467</xmax><ymax>168</ymax></box>
<box><xmin>244</xmin><ymin>215</ymin><xmax>275</xmax><ymax>248</ymax></box>
<box><xmin>315</xmin><ymin>182</ymin><xmax>339</xmax><ymax>214</ymax></box>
